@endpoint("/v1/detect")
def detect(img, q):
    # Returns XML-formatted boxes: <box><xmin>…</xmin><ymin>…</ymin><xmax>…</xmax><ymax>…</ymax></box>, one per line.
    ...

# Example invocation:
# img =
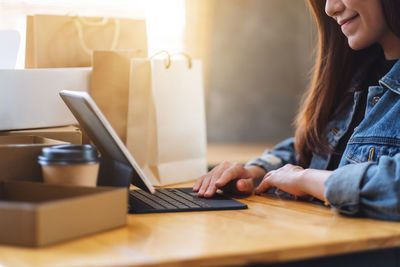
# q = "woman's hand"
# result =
<box><xmin>255</xmin><ymin>164</ymin><xmax>307</xmax><ymax>196</ymax></box>
<box><xmin>193</xmin><ymin>162</ymin><xmax>266</xmax><ymax>198</ymax></box>
<box><xmin>255</xmin><ymin>164</ymin><xmax>332</xmax><ymax>202</ymax></box>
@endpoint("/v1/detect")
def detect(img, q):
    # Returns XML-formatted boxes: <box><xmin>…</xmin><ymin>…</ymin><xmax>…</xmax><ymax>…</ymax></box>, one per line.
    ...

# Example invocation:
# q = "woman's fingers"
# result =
<box><xmin>254</xmin><ymin>164</ymin><xmax>307</xmax><ymax>196</ymax></box>
<box><xmin>255</xmin><ymin>173</ymin><xmax>272</xmax><ymax>194</ymax></box>
<box><xmin>236</xmin><ymin>178</ymin><xmax>254</xmax><ymax>194</ymax></box>
<box><xmin>196</xmin><ymin>163</ymin><xmax>309</xmax><ymax>197</ymax></box>
<box><xmin>197</xmin><ymin>172</ymin><xmax>213</xmax><ymax>197</ymax></box>
<box><xmin>198</xmin><ymin>163</ymin><xmax>227</xmax><ymax>197</ymax></box>
<box><xmin>193</xmin><ymin>162</ymin><xmax>252</xmax><ymax>197</ymax></box>
<box><xmin>215</xmin><ymin>163</ymin><xmax>246</xmax><ymax>187</ymax></box>
<box><xmin>218</xmin><ymin>178</ymin><xmax>253</xmax><ymax>195</ymax></box>
<box><xmin>193</xmin><ymin>163</ymin><xmax>220</xmax><ymax>193</ymax></box>
<box><xmin>193</xmin><ymin>174</ymin><xmax>205</xmax><ymax>192</ymax></box>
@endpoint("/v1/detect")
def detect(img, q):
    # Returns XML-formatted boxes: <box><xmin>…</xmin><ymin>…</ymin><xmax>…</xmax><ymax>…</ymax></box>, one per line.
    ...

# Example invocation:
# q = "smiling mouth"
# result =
<box><xmin>339</xmin><ymin>14</ymin><xmax>359</xmax><ymax>27</ymax></box>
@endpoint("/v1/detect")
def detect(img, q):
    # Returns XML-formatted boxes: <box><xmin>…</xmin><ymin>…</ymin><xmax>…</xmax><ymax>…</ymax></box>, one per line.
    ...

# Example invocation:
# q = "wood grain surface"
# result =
<box><xmin>1</xmin><ymin>187</ymin><xmax>400</xmax><ymax>267</ymax></box>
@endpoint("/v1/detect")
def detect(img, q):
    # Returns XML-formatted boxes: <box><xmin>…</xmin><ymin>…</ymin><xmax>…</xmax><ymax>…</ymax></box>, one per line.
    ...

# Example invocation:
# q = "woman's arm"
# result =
<box><xmin>245</xmin><ymin>137</ymin><xmax>297</xmax><ymax>172</ymax></box>
<box><xmin>254</xmin><ymin>164</ymin><xmax>331</xmax><ymax>202</ymax></box>
<box><xmin>325</xmin><ymin>154</ymin><xmax>400</xmax><ymax>220</ymax></box>
<box><xmin>300</xmin><ymin>168</ymin><xmax>332</xmax><ymax>201</ymax></box>
<box><xmin>256</xmin><ymin>154</ymin><xmax>400</xmax><ymax>221</ymax></box>
<box><xmin>194</xmin><ymin>138</ymin><xmax>297</xmax><ymax>197</ymax></box>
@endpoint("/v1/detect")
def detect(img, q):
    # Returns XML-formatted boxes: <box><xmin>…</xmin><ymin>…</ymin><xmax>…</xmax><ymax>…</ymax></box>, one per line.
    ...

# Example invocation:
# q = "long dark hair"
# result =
<box><xmin>295</xmin><ymin>0</ymin><xmax>400</xmax><ymax>167</ymax></box>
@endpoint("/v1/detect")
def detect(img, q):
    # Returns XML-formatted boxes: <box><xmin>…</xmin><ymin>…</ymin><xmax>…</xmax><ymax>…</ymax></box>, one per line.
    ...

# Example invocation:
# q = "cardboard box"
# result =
<box><xmin>0</xmin><ymin>125</ymin><xmax>82</xmax><ymax>144</ymax></box>
<box><xmin>0</xmin><ymin>135</ymin><xmax>67</xmax><ymax>182</ymax></box>
<box><xmin>0</xmin><ymin>135</ymin><xmax>128</xmax><ymax>247</ymax></box>
<box><xmin>0</xmin><ymin>180</ymin><xmax>127</xmax><ymax>247</ymax></box>
<box><xmin>0</xmin><ymin>68</ymin><xmax>91</xmax><ymax>131</ymax></box>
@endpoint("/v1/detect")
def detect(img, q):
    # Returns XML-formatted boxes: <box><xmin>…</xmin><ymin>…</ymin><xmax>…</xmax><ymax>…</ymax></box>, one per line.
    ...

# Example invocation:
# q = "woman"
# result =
<box><xmin>193</xmin><ymin>0</ymin><xmax>400</xmax><ymax>221</ymax></box>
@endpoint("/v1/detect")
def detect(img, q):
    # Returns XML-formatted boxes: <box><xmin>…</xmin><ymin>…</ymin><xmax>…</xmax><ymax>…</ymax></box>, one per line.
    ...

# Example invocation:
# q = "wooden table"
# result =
<box><xmin>1</xmin><ymin>189</ymin><xmax>400</xmax><ymax>267</ymax></box>
<box><xmin>1</xmin><ymin>143</ymin><xmax>400</xmax><ymax>266</ymax></box>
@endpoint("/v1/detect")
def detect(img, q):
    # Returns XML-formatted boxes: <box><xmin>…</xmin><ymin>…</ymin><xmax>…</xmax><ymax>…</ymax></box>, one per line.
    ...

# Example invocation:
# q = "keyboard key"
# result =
<box><xmin>154</xmin><ymin>190</ymin><xmax>190</xmax><ymax>209</ymax></box>
<box><xmin>130</xmin><ymin>191</ymin><xmax>165</xmax><ymax>209</ymax></box>
<box><xmin>169</xmin><ymin>188</ymin><xmax>210</xmax><ymax>208</ymax></box>
<box><xmin>130</xmin><ymin>188</ymin><xmax>212</xmax><ymax>212</ymax></box>
<box><xmin>160</xmin><ymin>189</ymin><xmax>203</xmax><ymax>208</ymax></box>
<box><xmin>135</xmin><ymin>190</ymin><xmax>177</xmax><ymax>209</ymax></box>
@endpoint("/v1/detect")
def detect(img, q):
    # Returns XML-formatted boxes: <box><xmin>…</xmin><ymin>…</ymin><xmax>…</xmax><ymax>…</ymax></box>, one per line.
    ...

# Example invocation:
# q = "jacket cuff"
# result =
<box><xmin>245</xmin><ymin>153</ymin><xmax>283</xmax><ymax>173</ymax></box>
<box><xmin>324</xmin><ymin>162</ymin><xmax>370</xmax><ymax>215</ymax></box>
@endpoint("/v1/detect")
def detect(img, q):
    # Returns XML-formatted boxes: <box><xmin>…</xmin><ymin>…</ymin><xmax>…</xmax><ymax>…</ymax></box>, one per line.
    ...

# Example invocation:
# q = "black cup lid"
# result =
<box><xmin>38</xmin><ymin>144</ymin><xmax>100</xmax><ymax>165</ymax></box>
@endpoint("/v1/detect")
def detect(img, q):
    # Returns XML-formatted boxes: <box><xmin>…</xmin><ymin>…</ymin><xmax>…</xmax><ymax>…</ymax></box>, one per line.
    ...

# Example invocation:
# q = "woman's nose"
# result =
<box><xmin>325</xmin><ymin>0</ymin><xmax>345</xmax><ymax>18</ymax></box>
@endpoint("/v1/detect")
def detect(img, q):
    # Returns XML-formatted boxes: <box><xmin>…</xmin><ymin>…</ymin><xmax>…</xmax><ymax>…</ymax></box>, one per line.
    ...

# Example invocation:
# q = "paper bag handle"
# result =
<box><xmin>150</xmin><ymin>50</ymin><xmax>171</xmax><ymax>68</ymax></box>
<box><xmin>73</xmin><ymin>17</ymin><xmax>121</xmax><ymax>55</ymax></box>
<box><xmin>171</xmin><ymin>52</ymin><xmax>192</xmax><ymax>69</ymax></box>
<box><xmin>150</xmin><ymin>51</ymin><xmax>192</xmax><ymax>69</ymax></box>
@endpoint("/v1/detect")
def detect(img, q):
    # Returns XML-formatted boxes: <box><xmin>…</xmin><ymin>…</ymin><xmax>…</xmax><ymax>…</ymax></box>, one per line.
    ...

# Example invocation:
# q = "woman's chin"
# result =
<box><xmin>347</xmin><ymin>37</ymin><xmax>374</xmax><ymax>51</ymax></box>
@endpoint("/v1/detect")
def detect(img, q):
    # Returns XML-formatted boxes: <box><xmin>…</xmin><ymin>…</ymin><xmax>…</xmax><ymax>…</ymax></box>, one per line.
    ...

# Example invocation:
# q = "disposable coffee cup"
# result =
<box><xmin>38</xmin><ymin>145</ymin><xmax>100</xmax><ymax>187</ymax></box>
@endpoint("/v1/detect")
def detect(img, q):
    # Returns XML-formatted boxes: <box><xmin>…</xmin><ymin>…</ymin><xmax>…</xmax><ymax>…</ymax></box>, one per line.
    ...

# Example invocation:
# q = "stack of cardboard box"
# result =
<box><xmin>0</xmin><ymin>126</ymin><xmax>128</xmax><ymax>247</ymax></box>
<box><xmin>0</xmin><ymin>13</ymin><xmax>150</xmax><ymax>247</ymax></box>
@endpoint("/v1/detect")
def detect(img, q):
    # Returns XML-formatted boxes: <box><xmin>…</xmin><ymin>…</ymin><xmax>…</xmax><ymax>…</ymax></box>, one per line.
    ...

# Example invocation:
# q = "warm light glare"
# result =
<box><xmin>145</xmin><ymin>0</ymin><xmax>186</xmax><ymax>55</ymax></box>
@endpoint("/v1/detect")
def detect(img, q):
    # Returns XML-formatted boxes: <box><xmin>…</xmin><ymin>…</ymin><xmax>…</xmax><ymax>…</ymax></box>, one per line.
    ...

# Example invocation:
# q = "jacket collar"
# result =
<box><xmin>380</xmin><ymin>59</ymin><xmax>400</xmax><ymax>95</ymax></box>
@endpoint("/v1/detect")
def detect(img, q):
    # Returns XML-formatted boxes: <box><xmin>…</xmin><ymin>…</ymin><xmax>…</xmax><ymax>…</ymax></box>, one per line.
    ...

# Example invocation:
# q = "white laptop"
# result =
<box><xmin>59</xmin><ymin>90</ymin><xmax>248</xmax><ymax>214</ymax></box>
<box><xmin>0</xmin><ymin>30</ymin><xmax>20</xmax><ymax>69</ymax></box>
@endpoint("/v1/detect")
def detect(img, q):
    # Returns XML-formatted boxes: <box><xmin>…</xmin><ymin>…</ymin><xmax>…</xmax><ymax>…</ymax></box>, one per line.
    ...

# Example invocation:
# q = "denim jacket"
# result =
<box><xmin>246</xmin><ymin>59</ymin><xmax>400</xmax><ymax>221</ymax></box>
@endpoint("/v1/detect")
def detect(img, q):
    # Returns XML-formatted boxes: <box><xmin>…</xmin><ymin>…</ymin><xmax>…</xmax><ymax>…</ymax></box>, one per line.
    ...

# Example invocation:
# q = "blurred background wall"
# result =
<box><xmin>185</xmin><ymin>0</ymin><xmax>317</xmax><ymax>144</ymax></box>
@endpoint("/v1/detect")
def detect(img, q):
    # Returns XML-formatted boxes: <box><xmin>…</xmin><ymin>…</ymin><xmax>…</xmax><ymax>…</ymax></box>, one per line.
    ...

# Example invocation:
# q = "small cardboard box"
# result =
<box><xmin>0</xmin><ymin>135</ymin><xmax>67</xmax><ymax>182</ymax></box>
<box><xmin>0</xmin><ymin>125</ymin><xmax>82</xmax><ymax>144</ymax></box>
<box><xmin>0</xmin><ymin>135</ymin><xmax>128</xmax><ymax>247</ymax></box>
<box><xmin>0</xmin><ymin>180</ymin><xmax>127</xmax><ymax>247</ymax></box>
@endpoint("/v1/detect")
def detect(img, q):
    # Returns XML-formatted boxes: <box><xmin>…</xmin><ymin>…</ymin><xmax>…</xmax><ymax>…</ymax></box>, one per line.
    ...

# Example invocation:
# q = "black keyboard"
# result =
<box><xmin>129</xmin><ymin>187</ymin><xmax>247</xmax><ymax>213</ymax></box>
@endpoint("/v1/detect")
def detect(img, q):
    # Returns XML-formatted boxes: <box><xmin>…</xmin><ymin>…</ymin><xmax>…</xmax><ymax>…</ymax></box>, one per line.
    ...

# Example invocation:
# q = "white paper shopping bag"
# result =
<box><xmin>126</xmin><ymin>56</ymin><xmax>207</xmax><ymax>186</ymax></box>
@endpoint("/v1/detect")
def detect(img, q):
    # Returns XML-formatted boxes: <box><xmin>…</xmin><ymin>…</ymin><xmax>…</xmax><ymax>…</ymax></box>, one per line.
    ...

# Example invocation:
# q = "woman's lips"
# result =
<box><xmin>340</xmin><ymin>14</ymin><xmax>359</xmax><ymax>30</ymax></box>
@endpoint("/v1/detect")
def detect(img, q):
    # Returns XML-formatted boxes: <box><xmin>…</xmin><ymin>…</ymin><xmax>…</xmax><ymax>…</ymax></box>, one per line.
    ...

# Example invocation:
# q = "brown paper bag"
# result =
<box><xmin>126</xmin><ymin>56</ymin><xmax>208</xmax><ymax>186</ymax></box>
<box><xmin>25</xmin><ymin>14</ymin><xmax>148</xmax><ymax>68</ymax></box>
<box><xmin>91</xmin><ymin>50</ymin><xmax>146</xmax><ymax>143</ymax></box>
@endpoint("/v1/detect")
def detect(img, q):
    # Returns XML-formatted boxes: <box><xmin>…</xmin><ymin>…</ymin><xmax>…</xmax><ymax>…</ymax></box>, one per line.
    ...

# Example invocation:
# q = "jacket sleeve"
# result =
<box><xmin>245</xmin><ymin>137</ymin><xmax>297</xmax><ymax>172</ymax></box>
<box><xmin>325</xmin><ymin>153</ymin><xmax>400</xmax><ymax>221</ymax></box>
